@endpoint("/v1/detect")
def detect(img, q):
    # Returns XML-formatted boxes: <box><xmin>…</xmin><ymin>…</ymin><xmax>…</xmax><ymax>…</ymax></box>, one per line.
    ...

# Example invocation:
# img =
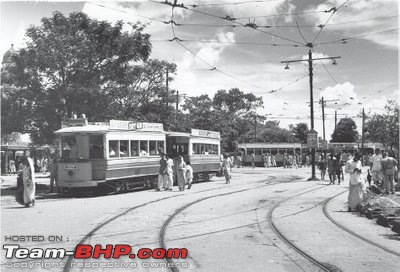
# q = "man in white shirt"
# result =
<box><xmin>166</xmin><ymin>155</ymin><xmax>174</xmax><ymax>190</ymax></box>
<box><xmin>370</xmin><ymin>149</ymin><xmax>383</xmax><ymax>186</ymax></box>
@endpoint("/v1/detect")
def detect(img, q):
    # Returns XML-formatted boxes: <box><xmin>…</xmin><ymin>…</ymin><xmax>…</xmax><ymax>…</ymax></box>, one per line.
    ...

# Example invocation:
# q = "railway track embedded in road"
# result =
<box><xmin>322</xmin><ymin>191</ymin><xmax>400</xmax><ymax>258</ymax></box>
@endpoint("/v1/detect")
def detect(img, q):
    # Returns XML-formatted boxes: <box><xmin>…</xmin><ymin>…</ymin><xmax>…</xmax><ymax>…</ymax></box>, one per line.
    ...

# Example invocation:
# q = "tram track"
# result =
<box><xmin>266</xmin><ymin>185</ymin><xmax>339</xmax><ymax>272</ymax></box>
<box><xmin>159</xmin><ymin>179</ymin><xmax>314</xmax><ymax>272</ymax></box>
<box><xmin>61</xmin><ymin>175</ymin><xmax>290</xmax><ymax>272</ymax></box>
<box><xmin>322</xmin><ymin>190</ymin><xmax>400</xmax><ymax>258</ymax></box>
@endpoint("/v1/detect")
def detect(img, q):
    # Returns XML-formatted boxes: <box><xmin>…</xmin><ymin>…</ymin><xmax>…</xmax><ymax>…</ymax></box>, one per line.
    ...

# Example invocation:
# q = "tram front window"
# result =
<box><xmin>89</xmin><ymin>135</ymin><xmax>104</xmax><ymax>159</ymax></box>
<box><xmin>61</xmin><ymin>136</ymin><xmax>77</xmax><ymax>161</ymax></box>
<box><xmin>109</xmin><ymin>141</ymin><xmax>118</xmax><ymax>158</ymax></box>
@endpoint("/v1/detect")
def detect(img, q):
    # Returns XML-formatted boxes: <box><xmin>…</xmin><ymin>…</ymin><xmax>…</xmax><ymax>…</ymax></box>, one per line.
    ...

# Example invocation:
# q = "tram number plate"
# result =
<box><xmin>64</xmin><ymin>165</ymin><xmax>78</xmax><ymax>170</ymax></box>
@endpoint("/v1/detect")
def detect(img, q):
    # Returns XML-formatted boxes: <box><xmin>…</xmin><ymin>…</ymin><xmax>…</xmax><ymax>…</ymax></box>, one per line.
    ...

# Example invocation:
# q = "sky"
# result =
<box><xmin>0</xmin><ymin>0</ymin><xmax>398</xmax><ymax>141</ymax></box>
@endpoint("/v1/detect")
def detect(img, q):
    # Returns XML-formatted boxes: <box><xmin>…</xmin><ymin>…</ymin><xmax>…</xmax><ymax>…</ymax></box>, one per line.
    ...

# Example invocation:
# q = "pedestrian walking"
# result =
<box><xmin>48</xmin><ymin>157</ymin><xmax>58</xmax><ymax>193</ymax></box>
<box><xmin>22</xmin><ymin>157</ymin><xmax>36</xmax><ymax>208</ymax></box>
<box><xmin>166</xmin><ymin>155</ymin><xmax>174</xmax><ymax>190</ymax></box>
<box><xmin>251</xmin><ymin>153</ymin><xmax>255</xmax><ymax>168</ymax></box>
<box><xmin>367</xmin><ymin>169</ymin><xmax>372</xmax><ymax>186</ymax></box>
<box><xmin>238</xmin><ymin>153</ymin><xmax>243</xmax><ymax>168</ymax></box>
<box><xmin>370</xmin><ymin>149</ymin><xmax>383</xmax><ymax>187</ymax></box>
<box><xmin>381</xmin><ymin>151</ymin><xmax>398</xmax><ymax>194</ymax></box>
<box><xmin>318</xmin><ymin>158</ymin><xmax>327</xmax><ymax>180</ymax></box>
<box><xmin>283</xmin><ymin>153</ymin><xmax>288</xmax><ymax>169</ymax></box>
<box><xmin>327</xmin><ymin>154</ymin><xmax>336</xmax><ymax>184</ymax></box>
<box><xmin>345</xmin><ymin>152</ymin><xmax>365</xmax><ymax>212</ymax></box>
<box><xmin>222</xmin><ymin>154</ymin><xmax>232</xmax><ymax>184</ymax></box>
<box><xmin>267</xmin><ymin>154</ymin><xmax>272</xmax><ymax>168</ymax></box>
<box><xmin>176</xmin><ymin>156</ymin><xmax>187</xmax><ymax>191</ymax></box>
<box><xmin>186</xmin><ymin>161</ymin><xmax>193</xmax><ymax>189</ymax></box>
<box><xmin>157</xmin><ymin>154</ymin><xmax>168</xmax><ymax>191</ymax></box>
<box><xmin>305</xmin><ymin>155</ymin><xmax>310</xmax><ymax>167</ymax></box>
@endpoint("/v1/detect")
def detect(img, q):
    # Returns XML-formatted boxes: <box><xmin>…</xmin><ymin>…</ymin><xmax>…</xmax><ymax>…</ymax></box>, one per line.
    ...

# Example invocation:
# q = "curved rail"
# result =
<box><xmin>322</xmin><ymin>190</ymin><xmax>400</xmax><ymax>257</ymax></box>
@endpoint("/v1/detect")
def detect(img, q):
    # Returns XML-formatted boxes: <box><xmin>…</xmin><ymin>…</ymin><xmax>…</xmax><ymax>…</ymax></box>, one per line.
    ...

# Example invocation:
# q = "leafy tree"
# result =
<box><xmin>365</xmin><ymin>100</ymin><xmax>399</xmax><ymax>158</ymax></box>
<box><xmin>289</xmin><ymin>122</ymin><xmax>309</xmax><ymax>143</ymax></box>
<box><xmin>259</xmin><ymin>121</ymin><xmax>294</xmax><ymax>143</ymax></box>
<box><xmin>331</xmin><ymin>118</ymin><xmax>359</xmax><ymax>142</ymax></box>
<box><xmin>4</xmin><ymin>11</ymin><xmax>152</xmax><ymax>144</ymax></box>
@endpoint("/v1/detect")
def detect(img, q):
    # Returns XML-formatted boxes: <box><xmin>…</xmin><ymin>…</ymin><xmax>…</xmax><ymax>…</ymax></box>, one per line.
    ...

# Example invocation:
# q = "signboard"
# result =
<box><xmin>320</xmin><ymin>139</ymin><xmax>328</xmax><ymax>149</ymax></box>
<box><xmin>306</xmin><ymin>129</ymin><xmax>318</xmax><ymax>148</ymax></box>
<box><xmin>191</xmin><ymin>129</ymin><xmax>221</xmax><ymax>139</ymax></box>
<box><xmin>109</xmin><ymin>120</ymin><xmax>163</xmax><ymax>132</ymax></box>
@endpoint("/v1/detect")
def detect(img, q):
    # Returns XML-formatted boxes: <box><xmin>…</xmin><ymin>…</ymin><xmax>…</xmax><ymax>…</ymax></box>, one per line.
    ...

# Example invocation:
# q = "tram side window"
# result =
<box><xmin>211</xmin><ymin>144</ymin><xmax>218</xmax><ymax>154</ymax></box>
<box><xmin>109</xmin><ymin>141</ymin><xmax>118</xmax><ymax>158</ymax></box>
<box><xmin>120</xmin><ymin>141</ymin><xmax>129</xmax><ymax>157</ymax></box>
<box><xmin>130</xmin><ymin>140</ymin><xmax>139</xmax><ymax>156</ymax></box>
<box><xmin>149</xmin><ymin>141</ymin><xmax>157</xmax><ymax>156</ymax></box>
<box><xmin>89</xmin><ymin>135</ymin><xmax>104</xmax><ymax>159</ymax></box>
<box><xmin>157</xmin><ymin>141</ymin><xmax>164</xmax><ymax>155</ymax></box>
<box><xmin>139</xmin><ymin>140</ymin><xmax>148</xmax><ymax>156</ymax></box>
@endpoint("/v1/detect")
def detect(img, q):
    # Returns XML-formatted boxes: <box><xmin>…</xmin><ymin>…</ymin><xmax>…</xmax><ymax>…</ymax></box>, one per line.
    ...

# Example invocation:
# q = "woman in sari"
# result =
<box><xmin>176</xmin><ymin>156</ymin><xmax>186</xmax><ymax>191</ymax></box>
<box><xmin>22</xmin><ymin>157</ymin><xmax>36</xmax><ymax>207</ymax></box>
<box><xmin>345</xmin><ymin>152</ymin><xmax>364</xmax><ymax>211</ymax></box>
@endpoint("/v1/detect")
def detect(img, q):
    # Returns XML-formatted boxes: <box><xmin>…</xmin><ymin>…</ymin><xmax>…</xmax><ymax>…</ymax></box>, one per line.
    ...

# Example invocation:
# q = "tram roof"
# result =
<box><xmin>55</xmin><ymin>125</ymin><xmax>110</xmax><ymax>134</ymax></box>
<box><xmin>238</xmin><ymin>142</ymin><xmax>302</xmax><ymax>148</ymax></box>
<box><xmin>166</xmin><ymin>131</ymin><xmax>191</xmax><ymax>137</ymax></box>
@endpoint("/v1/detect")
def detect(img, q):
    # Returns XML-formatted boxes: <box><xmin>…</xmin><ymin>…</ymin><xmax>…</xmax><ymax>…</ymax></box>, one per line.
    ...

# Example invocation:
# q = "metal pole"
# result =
<box><xmin>361</xmin><ymin>108</ymin><xmax>365</xmax><ymax>166</ymax></box>
<box><xmin>335</xmin><ymin>110</ymin><xmax>337</xmax><ymax>132</ymax></box>
<box><xmin>308</xmin><ymin>49</ymin><xmax>317</xmax><ymax>180</ymax></box>
<box><xmin>254</xmin><ymin>115</ymin><xmax>257</xmax><ymax>143</ymax></box>
<box><xmin>321</xmin><ymin>97</ymin><xmax>326</xmax><ymax>141</ymax></box>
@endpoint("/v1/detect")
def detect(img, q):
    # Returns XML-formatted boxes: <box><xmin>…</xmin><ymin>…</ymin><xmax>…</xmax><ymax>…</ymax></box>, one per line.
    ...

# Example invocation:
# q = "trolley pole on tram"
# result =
<box><xmin>281</xmin><ymin>47</ymin><xmax>340</xmax><ymax>181</ymax></box>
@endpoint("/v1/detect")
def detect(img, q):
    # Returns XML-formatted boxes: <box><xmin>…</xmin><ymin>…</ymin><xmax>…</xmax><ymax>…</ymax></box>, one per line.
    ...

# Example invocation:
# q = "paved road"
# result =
<box><xmin>1</xmin><ymin>167</ymin><xmax>399</xmax><ymax>272</ymax></box>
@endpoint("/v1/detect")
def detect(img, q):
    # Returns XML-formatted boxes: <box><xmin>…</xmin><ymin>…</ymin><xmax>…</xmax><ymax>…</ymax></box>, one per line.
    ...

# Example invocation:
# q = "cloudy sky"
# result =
<box><xmin>1</xmin><ymin>0</ymin><xmax>398</xmax><ymax>139</ymax></box>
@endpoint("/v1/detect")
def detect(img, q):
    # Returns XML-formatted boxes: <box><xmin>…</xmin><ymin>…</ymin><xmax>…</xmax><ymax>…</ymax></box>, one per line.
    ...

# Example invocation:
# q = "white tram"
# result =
<box><xmin>55</xmin><ymin>117</ymin><xmax>220</xmax><ymax>193</ymax></box>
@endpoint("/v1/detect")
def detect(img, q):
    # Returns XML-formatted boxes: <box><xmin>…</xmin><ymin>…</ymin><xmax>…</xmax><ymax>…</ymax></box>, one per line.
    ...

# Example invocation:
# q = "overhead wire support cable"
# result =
<box><xmin>311</xmin><ymin>48</ymin><xmax>338</xmax><ymax>84</ymax></box>
<box><xmin>187</xmin><ymin>0</ymin><xmax>280</xmax><ymax>7</ymax></box>
<box><xmin>164</xmin><ymin>1</ymin><xmax>269</xmax><ymax>92</ymax></box>
<box><xmin>270</xmin><ymin>74</ymin><xmax>309</xmax><ymax>93</ymax></box>
<box><xmin>153</xmin><ymin>0</ymin><xmax>307</xmax><ymax>46</ymax></box>
<box><xmin>311</xmin><ymin>0</ymin><xmax>351</xmax><ymax>44</ymax></box>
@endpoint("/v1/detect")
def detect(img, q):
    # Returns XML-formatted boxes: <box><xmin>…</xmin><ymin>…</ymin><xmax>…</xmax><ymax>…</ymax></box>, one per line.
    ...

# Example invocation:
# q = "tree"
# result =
<box><xmin>4</xmin><ymin>11</ymin><xmax>152</xmax><ymax>144</ymax></box>
<box><xmin>259</xmin><ymin>121</ymin><xmax>294</xmax><ymax>143</ymax></box>
<box><xmin>290</xmin><ymin>122</ymin><xmax>309</xmax><ymax>143</ymax></box>
<box><xmin>365</xmin><ymin>100</ymin><xmax>399</xmax><ymax>158</ymax></box>
<box><xmin>331</xmin><ymin>118</ymin><xmax>359</xmax><ymax>142</ymax></box>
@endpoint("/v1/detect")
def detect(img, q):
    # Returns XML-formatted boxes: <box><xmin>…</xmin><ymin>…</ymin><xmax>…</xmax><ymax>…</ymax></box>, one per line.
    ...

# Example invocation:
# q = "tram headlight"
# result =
<box><xmin>68</xmin><ymin>170</ymin><xmax>74</xmax><ymax>177</ymax></box>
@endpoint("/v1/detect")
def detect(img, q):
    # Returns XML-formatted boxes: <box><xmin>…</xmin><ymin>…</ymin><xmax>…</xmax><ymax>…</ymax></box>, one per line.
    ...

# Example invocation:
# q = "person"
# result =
<box><xmin>381</xmin><ymin>151</ymin><xmax>398</xmax><ymax>194</ymax></box>
<box><xmin>222</xmin><ymin>154</ymin><xmax>232</xmax><ymax>184</ymax></box>
<box><xmin>367</xmin><ymin>169</ymin><xmax>372</xmax><ymax>187</ymax></box>
<box><xmin>305</xmin><ymin>155</ymin><xmax>310</xmax><ymax>167</ymax></box>
<box><xmin>157</xmin><ymin>154</ymin><xmax>168</xmax><ymax>191</ymax></box>
<box><xmin>370</xmin><ymin>149</ymin><xmax>383</xmax><ymax>187</ymax></box>
<box><xmin>42</xmin><ymin>157</ymin><xmax>48</xmax><ymax>174</ymax></box>
<box><xmin>267</xmin><ymin>154</ymin><xmax>272</xmax><ymax>168</ymax></box>
<box><xmin>176</xmin><ymin>156</ymin><xmax>187</xmax><ymax>191</ymax></box>
<box><xmin>272</xmin><ymin>155</ymin><xmax>276</xmax><ymax>167</ymax></box>
<box><xmin>238</xmin><ymin>153</ymin><xmax>243</xmax><ymax>168</ymax></box>
<box><xmin>345</xmin><ymin>152</ymin><xmax>365</xmax><ymax>212</ymax></box>
<box><xmin>9</xmin><ymin>159</ymin><xmax>16</xmax><ymax>174</ymax></box>
<box><xmin>335</xmin><ymin>153</ymin><xmax>343</xmax><ymax>185</ymax></box>
<box><xmin>166</xmin><ymin>155</ymin><xmax>174</xmax><ymax>190</ymax></box>
<box><xmin>48</xmin><ymin>157</ymin><xmax>58</xmax><ymax>193</ymax></box>
<box><xmin>186</xmin><ymin>161</ymin><xmax>193</xmax><ymax>189</ymax></box>
<box><xmin>327</xmin><ymin>153</ymin><xmax>336</xmax><ymax>184</ymax></box>
<box><xmin>283</xmin><ymin>153</ymin><xmax>288</xmax><ymax>169</ymax></box>
<box><xmin>22</xmin><ymin>157</ymin><xmax>36</xmax><ymax>207</ymax></box>
<box><xmin>251</xmin><ymin>153</ymin><xmax>255</xmax><ymax>168</ymax></box>
<box><xmin>318</xmin><ymin>158</ymin><xmax>327</xmax><ymax>180</ymax></box>
<box><xmin>70</xmin><ymin>138</ymin><xmax>79</xmax><ymax>159</ymax></box>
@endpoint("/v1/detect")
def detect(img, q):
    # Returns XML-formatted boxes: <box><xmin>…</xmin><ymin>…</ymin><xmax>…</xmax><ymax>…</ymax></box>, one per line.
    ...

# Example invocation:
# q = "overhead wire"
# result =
<box><xmin>311</xmin><ymin>0</ymin><xmax>351</xmax><ymax>44</ymax></box>
<box><xmin>187</xmin><ymin>0</ymin><xmax>279</xmax><ymax>7</ymax></box>
<box><xmin>151</xmin><ymin>0</ymin><xmax>308</xmax><ymax>46</ymax></box>
<box><xmin>166</xmin><ymin>4</ymin><xmax>271</xmax><ymax>93</ymax></box>
<box><xmin>315</xmin><ymin>28</ymin><xmax>399</xmax><ymax>46</ymax></box>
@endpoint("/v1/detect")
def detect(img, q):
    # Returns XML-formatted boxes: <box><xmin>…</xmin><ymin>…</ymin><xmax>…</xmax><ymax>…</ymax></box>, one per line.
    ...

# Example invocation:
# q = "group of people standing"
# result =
<box><xmin>158</xmin><ymin>154</ymin><xmax>193</xmax><ymax>192</ymax></box>
<box><xmin>369</xmin><ymin>149</ymin><xmax>398</xmax><ymax>195</ymax></box>
<box><xmin>317</xmin><ymin>153</ymin><xmax>345</xmax><ymax>185</ymax></box>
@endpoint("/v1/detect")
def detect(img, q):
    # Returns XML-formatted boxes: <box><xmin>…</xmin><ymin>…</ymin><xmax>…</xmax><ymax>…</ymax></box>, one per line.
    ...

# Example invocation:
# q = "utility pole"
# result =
<box><xmin>166</xmin><ymin>69</ymin><xmax>169</xmax><ymax>110</ymax></box>
<box><xmin>335</xmin><ymin>110</ymin><xmax>337</xmax><ymax>131</ymax></box>
<box><xmin>176</xmin><ymin>90</ymin><xmax>179</xmax><ymax>111</ymax></box>
<box><xmin>320</xmin><ymin>97</ymin><xmax>326</xmax><ymax>141</ymax></box>
<box><xmin>281</xmin><ymin>47</ymin><xmax>340</xmax><ymax>181</ymax></box>
<box><xmin>361</xmin><ymin>108</ymin><xmax>365</xmax><ymax>166</ymax></box>
<box><xmin>254</xmin><ymin>114</ymin><xmax>257</xmax><ymax>143</ymax></box>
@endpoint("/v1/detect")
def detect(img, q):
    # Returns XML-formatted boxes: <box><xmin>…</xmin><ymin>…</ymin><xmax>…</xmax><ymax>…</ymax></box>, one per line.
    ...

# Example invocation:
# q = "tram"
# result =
<box><xmin>55</xmin><ymin>117</ymin><xmax>221</xmax><ymax>193</ymax></box>
<box><xmin>237</xmin><ymin>142</ymin><xmax>303</xmax><ymax>167</ymax></box>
